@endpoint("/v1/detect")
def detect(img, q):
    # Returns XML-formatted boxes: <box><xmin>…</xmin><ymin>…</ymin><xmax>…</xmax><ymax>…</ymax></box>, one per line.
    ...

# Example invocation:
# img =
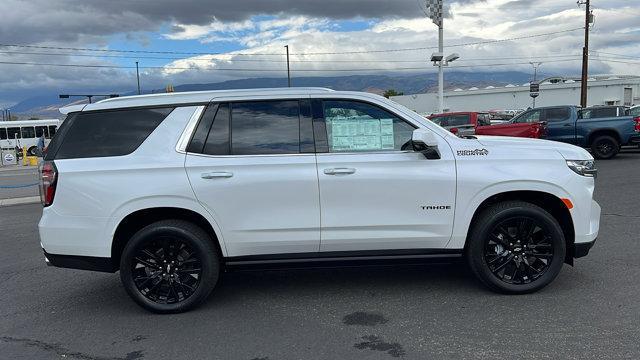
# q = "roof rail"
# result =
<box><xmin>96</xmin><ymin>87</ymin><xmax>335</xmax><ymax>104</ymax></box>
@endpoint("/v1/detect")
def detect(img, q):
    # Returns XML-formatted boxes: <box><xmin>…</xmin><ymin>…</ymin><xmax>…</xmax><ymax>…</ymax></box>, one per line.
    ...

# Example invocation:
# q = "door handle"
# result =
<box><xmin>201</xmin><ymin>171</ymin><xmax>233</xmax><ymax>179</ymax></box>
<box><xmin>563</xmin><ymin>124</ymin><xmax>572</xmax><ymax>127</ymax></box>
<box><xmin>324</xmin><ymin>168</ymin><xmax>356</xmax><ymax>175</ymax></box>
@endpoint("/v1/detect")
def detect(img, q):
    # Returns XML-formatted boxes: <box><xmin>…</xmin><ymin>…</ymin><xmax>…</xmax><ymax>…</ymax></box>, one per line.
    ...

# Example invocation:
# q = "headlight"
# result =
<box><xmin>566</xmin><ymin>160</ymin><xmax>597</xmax><ymax>177</ymax></box>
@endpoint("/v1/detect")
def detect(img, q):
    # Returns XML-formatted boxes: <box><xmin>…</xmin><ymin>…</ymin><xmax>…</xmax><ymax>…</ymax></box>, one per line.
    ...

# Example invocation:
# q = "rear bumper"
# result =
<box><xmin>574</xmin><ymin>238</ymin><xmax>596</xmax><ymax>258</ymax></box>
<box><xmin>43</xmin><ymin>250</ymin><xmax>115</xmax><ymax>273</ymax></box>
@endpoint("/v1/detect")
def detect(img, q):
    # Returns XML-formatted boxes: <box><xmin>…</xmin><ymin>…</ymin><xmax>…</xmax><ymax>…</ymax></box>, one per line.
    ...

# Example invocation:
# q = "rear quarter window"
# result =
<box><xmin>48</xmin><ymin>107</ymin><xmax>174</xmax><ymax>160</ymax></box>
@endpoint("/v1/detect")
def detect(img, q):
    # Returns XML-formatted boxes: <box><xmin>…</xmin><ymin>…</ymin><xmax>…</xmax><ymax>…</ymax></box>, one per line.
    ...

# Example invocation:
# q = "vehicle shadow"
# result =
<box><xmin>55</xmin><ymin>261</ymin><xmax>483</xmax><ymax>315</ymax></box>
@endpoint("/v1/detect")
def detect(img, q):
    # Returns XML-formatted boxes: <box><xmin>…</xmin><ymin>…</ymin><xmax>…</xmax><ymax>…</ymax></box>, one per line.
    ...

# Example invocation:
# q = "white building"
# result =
<box><xmin>391</xmin><ymin>75</ymin><xmax>640</xmax><ymax>115</ymax></box>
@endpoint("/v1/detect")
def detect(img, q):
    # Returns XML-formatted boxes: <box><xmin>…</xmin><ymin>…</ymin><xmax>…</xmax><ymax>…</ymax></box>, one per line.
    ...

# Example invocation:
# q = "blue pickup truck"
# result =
<box><xmin>510</xmin><ymin>105</ymin><xmax>640</xmax><ymax>159</ymax></box>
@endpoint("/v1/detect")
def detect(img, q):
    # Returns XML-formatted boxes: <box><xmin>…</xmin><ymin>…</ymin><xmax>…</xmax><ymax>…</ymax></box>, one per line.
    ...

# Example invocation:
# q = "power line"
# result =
<box><xmin>591</xmin><ymin>51</ymin><xmax>640</xmax><ymax>60</ymax></box>
<box><xmin>0</xmin><ymin>49</ymin><xmax>582</xmax><ymax>63</ymax></box>
<box><xmin>291</xmin><ymin>28</ymin><xmax>585</xmax><ymax>55</ymax></box>
<box><xmin>0</xmin><ymin>28</ymin><xmax>584</xmax><ymax>57</ymax></box>
<box><xmin>0</xmin><ymin>58</ymin><xmax>600</xmax><ymax>72</ymax></box>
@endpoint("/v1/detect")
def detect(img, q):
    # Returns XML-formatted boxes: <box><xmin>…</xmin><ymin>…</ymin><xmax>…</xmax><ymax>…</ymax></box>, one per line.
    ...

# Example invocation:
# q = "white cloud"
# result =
<box><xmin>1</xmin><ymin>0</ymin><xmax>640</xmax><ymax>106</ymax></box>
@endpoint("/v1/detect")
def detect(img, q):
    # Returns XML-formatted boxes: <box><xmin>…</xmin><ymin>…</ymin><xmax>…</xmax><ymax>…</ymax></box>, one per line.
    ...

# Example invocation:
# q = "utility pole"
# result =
<box><xmin>136</xmin><ymin>61</ymin><xmax>141</xmax><ymax>95</ymax></box>
<box><xmin>579</xmin><ymin>0</ymin><xmax>591</xmax><ymax>107</ymax></box>
<box><xmin>284</xmin><ymin>45</ymin><xmax>291</xmax><ymax>87</ymax></box>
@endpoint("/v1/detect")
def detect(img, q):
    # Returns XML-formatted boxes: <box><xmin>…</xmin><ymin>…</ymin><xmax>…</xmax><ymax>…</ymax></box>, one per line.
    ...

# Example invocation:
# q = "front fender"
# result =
<box><xmin>447</xmin><ymin>180</ymin><xmax>571</xmax><ymax>249</ymax></box>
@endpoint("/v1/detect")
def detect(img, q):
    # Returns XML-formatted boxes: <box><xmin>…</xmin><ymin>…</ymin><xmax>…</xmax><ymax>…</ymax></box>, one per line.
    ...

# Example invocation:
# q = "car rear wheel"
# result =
<box><xmin>466</xmin><ymin>201</ymin><xmax>566</xmax><ymax>294</ymax></box>
<box><xmin>591</xmin><ymin>135</ymin><xmax>619</xmax><ymax>159</ymax></box>
<box><xmin>120</xmin><ymin>220</ymin><xmax>219</xmax><ymax>313</ymax></box>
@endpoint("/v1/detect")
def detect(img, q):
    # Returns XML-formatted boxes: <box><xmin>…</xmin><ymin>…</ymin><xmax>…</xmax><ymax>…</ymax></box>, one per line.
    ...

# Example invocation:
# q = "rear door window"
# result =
<box><xmin>544</xmin><ymin>107</ymin><xmax>570</xmax><ymax>122</ymax></box>
<box><xmin>0</xmin><ymin>128</ymin><xmax>7</xmax><ymax>140</ymax></box>
<box><xmin>448</xmin><ymin>114</ymin><xmax>471</xmax><ymax>127</ymax></box>
<box><xmin>581</xmin><ymin>107</ymin><xmax>617</xmax><ymax>119</ymax></box>
<box><xmin>203</xmin><ymin>103</ymin><xmax>230</xmax><ymax>155</ymax></box>
<box><xmin>49</xmin><ymin>107</ymin><xmax>174</xmax><ymax>160</ymax></box>
<box><xmin>230</xmin><ymin>100</ymin><xmax>300</xmax><ymax>155</ymax></box>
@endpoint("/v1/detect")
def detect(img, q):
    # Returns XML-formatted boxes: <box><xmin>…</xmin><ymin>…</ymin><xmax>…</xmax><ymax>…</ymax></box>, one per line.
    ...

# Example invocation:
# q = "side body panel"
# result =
<box><xmin>444</xmin><ymin>136</ymin><xmax>598</xmax><ymax>249</ymax></box>
<box><xmin>544</xmin><ymin>107</ymin><xmax>578</xmax><ymax>144</ymax></box>
<box><xmin>185</xmin><ymin>153</ymin><xmax>321</xmax><ymax>257</ymax></box>
<box><xmin>316</xmin><ymin>150</ymin><xmax>457</xmax><ymax>251</ymax></box>
<box><xmin>575</xmin><ymin>116</ymin><xmax>637</xmax><ymax>146</ymax></box>
<box><xmin>38</xmin><ymin>106</ymin><xmax>211</xmax><ymax>257</ymax></box>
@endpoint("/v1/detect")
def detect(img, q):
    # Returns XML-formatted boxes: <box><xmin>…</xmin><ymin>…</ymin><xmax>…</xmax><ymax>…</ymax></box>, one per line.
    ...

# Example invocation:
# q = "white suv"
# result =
<box><xmin>39</xmin><ymin>88</ymin><xmax>600</xmax><ymax>313</ymax></box>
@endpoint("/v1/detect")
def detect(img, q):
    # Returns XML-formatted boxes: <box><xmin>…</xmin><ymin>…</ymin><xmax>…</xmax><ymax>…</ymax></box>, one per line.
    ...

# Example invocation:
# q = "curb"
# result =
<box><xmin>0</xmin><ymin>196</ymin><xmax>41</xmax><ymax>207</ymax></box>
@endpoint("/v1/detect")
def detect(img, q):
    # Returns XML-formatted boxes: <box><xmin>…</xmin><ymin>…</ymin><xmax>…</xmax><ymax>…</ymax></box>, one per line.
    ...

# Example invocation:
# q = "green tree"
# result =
<box><xmin>383</xmin><ymin>89</ymin><xmax>403</xmax><ymax>98</ymax></box>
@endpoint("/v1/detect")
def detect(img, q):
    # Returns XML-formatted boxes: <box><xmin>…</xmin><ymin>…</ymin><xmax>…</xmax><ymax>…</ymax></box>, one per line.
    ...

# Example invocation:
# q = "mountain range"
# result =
<box><xmin>11</xmin><ymin>71</ymin><xmax>537</xmax><ymax>119</ymax></box>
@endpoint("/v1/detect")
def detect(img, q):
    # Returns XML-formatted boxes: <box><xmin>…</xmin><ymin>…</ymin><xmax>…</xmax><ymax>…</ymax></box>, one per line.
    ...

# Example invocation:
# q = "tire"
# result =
<box><xmin>590</xmin><ymin>135</ymin><xmax>619</xmax><ymax>159</ymax></box>
<box><xmin>27</xmin><ymin>146</ymin><xmax>38</xmax><ymax>156</ymax></box>
<box><xmin>120</xmin><ymin>220</ymin><xmax>219</xmax><ymax>313</ymax></box>
<box><xmin>466</xmin><ymin>201</ymin><xmax>566</xmax><ymax>294</ymax></box>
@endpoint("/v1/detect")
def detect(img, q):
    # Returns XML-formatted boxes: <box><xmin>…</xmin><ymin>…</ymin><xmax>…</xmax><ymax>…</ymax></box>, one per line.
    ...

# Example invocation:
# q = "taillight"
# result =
<box><xmin>634</xmin><ymin>117</ymin><xmax>640</xmax><ymax>133</ymax></box>
<box><xmin>39</xmin><ymin>161</ymin><xmax>58</xmax><ymax>207</ymax></box>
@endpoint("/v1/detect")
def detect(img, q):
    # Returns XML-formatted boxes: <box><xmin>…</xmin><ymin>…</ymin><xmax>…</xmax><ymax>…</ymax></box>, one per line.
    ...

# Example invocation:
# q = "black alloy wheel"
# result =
<box><xmin>484</xmin><ymin>217</ymin><xmax>554</xmax><ymax>285</ymax></box>
<box><xmin>466</xmin><ymin>201</ymin><xmax>566</xmax><ymax>294</ymax></box>
<box><xmin>591</xmin><ymin>135</ymin><xmax>619</xmax><ymax>159</ymax></box>
<box><xmin>120</xmin><ymin>220</ymin><xmax>219</xmax><ymax>313</ymax></box>
<box><xmin>130</xmin><ymin>236</ymin><xmax>203</xmax><ymax>304</ymax></box>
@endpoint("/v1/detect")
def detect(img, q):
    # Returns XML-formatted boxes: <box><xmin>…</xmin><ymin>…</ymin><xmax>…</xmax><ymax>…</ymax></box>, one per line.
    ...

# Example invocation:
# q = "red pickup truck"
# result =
<box><xmin>427</xmin><ymin>112</ymin><xmax>546</xmax><ymax>138</ymax></box>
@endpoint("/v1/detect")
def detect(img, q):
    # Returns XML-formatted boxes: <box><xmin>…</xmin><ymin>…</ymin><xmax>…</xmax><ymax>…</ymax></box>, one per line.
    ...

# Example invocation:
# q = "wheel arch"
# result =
<box><xmin>586</xmin><ymin>128</ymin><xmax>621</xmax><ymax>146</ymax></box>
<box><xmin>110</xmin><ymin>206</ymin><xmax>226</xmax><ymax>270</ymax></box>
<box><xmin>463</xmin><ymin>190</ymin><xmax>575</xmax><ymax>264</ymax></box>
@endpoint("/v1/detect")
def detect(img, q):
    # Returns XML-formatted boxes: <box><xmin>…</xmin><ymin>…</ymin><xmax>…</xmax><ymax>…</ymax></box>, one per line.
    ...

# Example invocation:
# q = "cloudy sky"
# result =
<box><xmin>0</xmin><ymin>0</ymin><xmax>639</xmax><ymax>106</ymax></box>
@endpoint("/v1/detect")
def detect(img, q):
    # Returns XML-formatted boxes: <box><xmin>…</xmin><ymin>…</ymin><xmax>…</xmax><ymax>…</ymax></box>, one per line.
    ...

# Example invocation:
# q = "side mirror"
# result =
<box><xmin>412</xmin><ymin>129</ymin><xmax>440</xmax><ymax>159</ymax></box>
<box><xmin>449</xmin><ymin>127</ymin><xmax>459</xmax><ymax>135</ymax></box>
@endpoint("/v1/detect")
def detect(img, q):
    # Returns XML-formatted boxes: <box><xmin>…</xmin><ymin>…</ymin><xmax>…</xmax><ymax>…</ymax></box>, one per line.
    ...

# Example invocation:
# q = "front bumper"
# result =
<box><xmin>574</xmin><ymin>238</ymin><xmax>596</xmax><ymax>258</ymax></box>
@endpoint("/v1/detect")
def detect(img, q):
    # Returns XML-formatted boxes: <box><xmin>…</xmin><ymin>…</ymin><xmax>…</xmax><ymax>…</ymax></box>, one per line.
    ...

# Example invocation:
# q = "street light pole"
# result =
<box><xmin>530</xmin><ymin>62</ymin><xmax>542</xmax><ymax>108</ymax></box>
<box><xmin>136</xmin><ymin>61</ymin><xmax>141</xmax><ymax>95</ymax></box>
<box><xmin>437</xmin><ymin>24</ymin><xmax>444</xmax><ymax>113</ymax></box>
<box><xmin>284</xmin><ymin>45</ymin><xmax>291</xmax><ymax>87</ymax></box>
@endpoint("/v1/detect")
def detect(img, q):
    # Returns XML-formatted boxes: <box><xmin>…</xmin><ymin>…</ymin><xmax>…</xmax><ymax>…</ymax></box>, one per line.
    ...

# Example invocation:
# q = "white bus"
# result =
<box><xmin>0</xmin><ymin>119</ymin><xmax>61</xmax><ymax>156</ymax></box>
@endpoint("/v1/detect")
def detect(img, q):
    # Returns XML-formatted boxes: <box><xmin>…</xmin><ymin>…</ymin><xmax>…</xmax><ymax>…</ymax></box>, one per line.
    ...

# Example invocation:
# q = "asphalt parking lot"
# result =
<box><xmin>1</xmin><ymin>148</ymin><xmax>639</xmax><ymax>360</ymax></box>
<box><xmin>0</xmin><ymin>166</ymin><xmax>38</xmax><ymax>200</ymax></box>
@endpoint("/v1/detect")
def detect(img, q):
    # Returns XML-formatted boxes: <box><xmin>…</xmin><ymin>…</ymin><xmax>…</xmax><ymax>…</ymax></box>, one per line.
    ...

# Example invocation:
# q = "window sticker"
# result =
<box><xmin>328</xmin><ymin>116</ymin><xmax>395</xmax><ymax>151</ymax></box>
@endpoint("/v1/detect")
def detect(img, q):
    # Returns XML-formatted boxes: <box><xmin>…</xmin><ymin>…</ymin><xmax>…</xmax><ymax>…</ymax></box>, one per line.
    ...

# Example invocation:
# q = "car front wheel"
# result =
<box><xmin>591</xmin><ymin>135</ymin><xmax>619</xmax><ymax>159</ymax></box>
<box><xmin>120</xmin><ymin>220</ymin><xmax>219</xmax><ymax>313</ymax></box>
<box><xmin>466</xmin><ymin>201</ymin><xmax>566</xmax><ymax>294</ymax></box>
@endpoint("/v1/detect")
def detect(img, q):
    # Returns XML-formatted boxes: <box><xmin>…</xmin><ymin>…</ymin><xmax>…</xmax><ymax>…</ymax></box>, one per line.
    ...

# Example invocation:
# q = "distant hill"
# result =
<box><xmin>11</xmin><ymin>71</ymin><xmax>534</xmax><ymax>118</ymax></box>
